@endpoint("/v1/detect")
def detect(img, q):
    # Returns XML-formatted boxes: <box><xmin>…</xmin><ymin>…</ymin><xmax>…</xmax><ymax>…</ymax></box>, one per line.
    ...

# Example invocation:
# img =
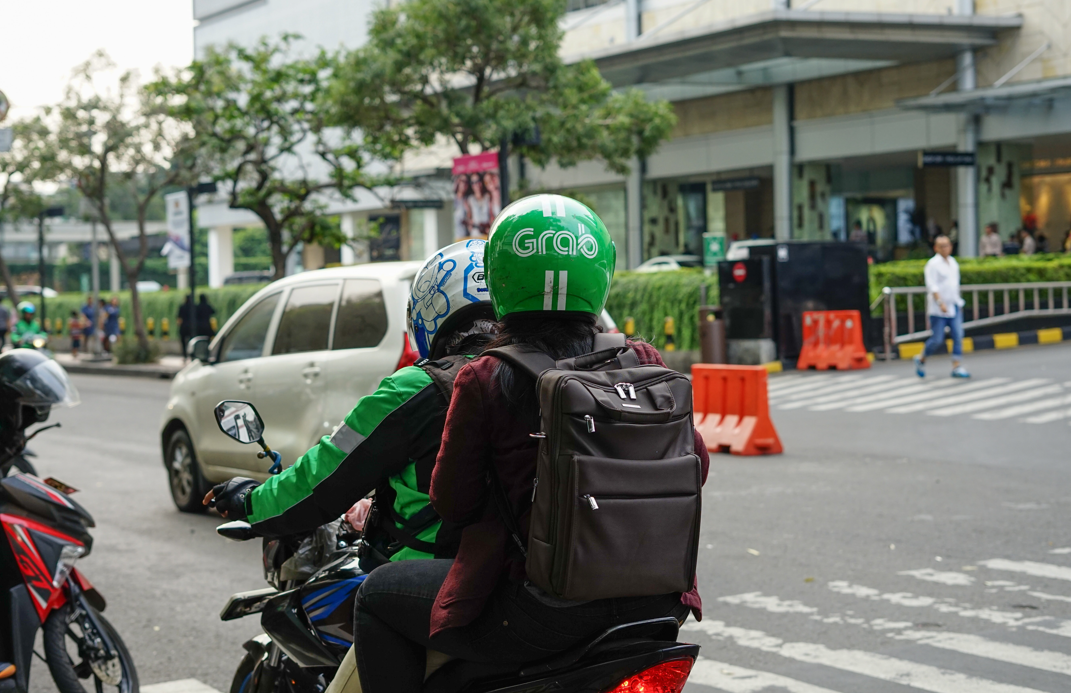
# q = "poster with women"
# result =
<box><xmin>452</xmin><ymin>151</ymin><xmax>502</xmax><ymax>240</ymax></box>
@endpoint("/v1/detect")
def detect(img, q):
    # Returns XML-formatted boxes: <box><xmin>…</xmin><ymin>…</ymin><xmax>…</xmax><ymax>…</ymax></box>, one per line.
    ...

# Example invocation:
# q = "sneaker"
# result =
<box><xmin>952</xmin><ymin>366</ymin><xmax>970</xmax><ymax>378</ymax></box>
<box><xmin>913</xmin><ymin>355</ymin><xmax>925</xmax><ymax>378</ymax></box>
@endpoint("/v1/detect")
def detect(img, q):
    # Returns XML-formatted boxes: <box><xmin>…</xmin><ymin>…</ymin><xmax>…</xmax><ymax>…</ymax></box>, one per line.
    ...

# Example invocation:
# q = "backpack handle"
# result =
<box><xmin>590</xmin><ymin>381</ymin><xmax>676</xmax><ymax>422</ymax></box>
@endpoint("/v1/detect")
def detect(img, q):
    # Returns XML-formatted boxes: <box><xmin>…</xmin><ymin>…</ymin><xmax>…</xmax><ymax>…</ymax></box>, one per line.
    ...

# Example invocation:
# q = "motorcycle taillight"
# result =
<box><xmin>395</xmin><ymin>332</ymin><xmax>419</xmax><ymax>372</ymax></box>
<box><xmin>605</xmin><ymin>658</ymin><xmax>693</xmax><ymax>693</ymax></box>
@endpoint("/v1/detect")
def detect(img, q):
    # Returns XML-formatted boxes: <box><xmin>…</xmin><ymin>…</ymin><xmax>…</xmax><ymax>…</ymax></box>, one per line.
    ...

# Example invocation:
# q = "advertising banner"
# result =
<box><xmin>452</xmin><ymin>151</ymin><xmax>502</xmax><ymax>240</ymax></box>
<box><xmin>162</xmin><ymin>191</ymin><xmax>191</xmax><ymax>269</ymax></box>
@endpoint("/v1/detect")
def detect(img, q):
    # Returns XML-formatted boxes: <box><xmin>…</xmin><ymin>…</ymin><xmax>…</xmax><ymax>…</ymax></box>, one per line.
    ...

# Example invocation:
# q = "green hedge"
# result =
<box><xmin>605</xmin><ymin>269</ymin><xmax>713</xmax><ymax>351</ymax></box>
<box><xmin>27</xmin><ymin>284</ymin><xmax>269</xmax><ymax>341</ymax></box>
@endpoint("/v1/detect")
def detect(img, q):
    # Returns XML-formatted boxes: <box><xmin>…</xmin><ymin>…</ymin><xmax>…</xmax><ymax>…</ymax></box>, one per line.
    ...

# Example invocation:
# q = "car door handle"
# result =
<box><xmin>302</xmin><ymin>366</ymin><xmax>321</xmax><ymax>379</ymax></box>
<box><xmin>238</xmin><ymin>370</ymin><xmax>254</xmax><ymax>388</ymax></box>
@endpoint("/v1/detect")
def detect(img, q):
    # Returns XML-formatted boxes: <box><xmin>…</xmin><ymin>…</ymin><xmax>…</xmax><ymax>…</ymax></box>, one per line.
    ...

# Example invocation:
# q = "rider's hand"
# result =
<box><xmin>344</xmin><ymin>498</ymin><xmax>373</xmax><ymax>532</ymax></box>
<box><xmin>203</xmin><ymin>477</ymin><xmax>259</xmax><ymax>520</ymax></box>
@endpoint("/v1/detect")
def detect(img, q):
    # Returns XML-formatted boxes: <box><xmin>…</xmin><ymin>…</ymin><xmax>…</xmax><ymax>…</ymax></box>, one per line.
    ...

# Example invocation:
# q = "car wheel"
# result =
<box><xmin>166</xmin><ymin>429</ymin><xmax>208</xmax><ymax>513</ymax></box>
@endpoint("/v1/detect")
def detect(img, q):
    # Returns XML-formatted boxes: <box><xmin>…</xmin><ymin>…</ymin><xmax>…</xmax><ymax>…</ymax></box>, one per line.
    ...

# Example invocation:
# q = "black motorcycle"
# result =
<box><xmin>212</xmin><ymin>400</ymin><xmax>699</xmax><ymax>693</ymax></box>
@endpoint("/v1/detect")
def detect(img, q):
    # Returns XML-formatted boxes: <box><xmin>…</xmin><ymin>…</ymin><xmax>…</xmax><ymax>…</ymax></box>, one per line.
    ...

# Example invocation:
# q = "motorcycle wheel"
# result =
<box><xmin>167</xmin><ymin>429</ymin><xmax>208</xmax><ymax>513</ymax></box>
<box><xmin>229</xmin><ymin>651</ymin><xmax>261</xmax><ymax>693</ymax></box>
<box><xmin>43</xmin><ymin>604</ymin><xmax>139</xmax><ymax>693</ymax></box>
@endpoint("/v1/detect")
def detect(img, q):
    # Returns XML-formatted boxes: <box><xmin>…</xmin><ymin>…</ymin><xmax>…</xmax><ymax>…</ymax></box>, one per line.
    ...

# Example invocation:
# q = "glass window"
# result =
<box><xmin>218</xmin><ymin>293</ymin><xmax>281</xmax><ymax>363</ymax></box>
<box><xmin>272</xmin><ymin>284</ymin><xmax>339</xmax><ymax>355</ymax></box>
<box><xmin>333</xmin><ymin>279</ymin><xmax>388</xmax><ymax>350</ymax></box>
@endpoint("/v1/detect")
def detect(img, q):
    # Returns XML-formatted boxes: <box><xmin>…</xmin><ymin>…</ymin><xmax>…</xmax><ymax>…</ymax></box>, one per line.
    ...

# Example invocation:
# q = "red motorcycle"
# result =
<box><xmin>0</xmin><ymin>350</ymin><xmax>138</xmax><ymax>693</ymax></box>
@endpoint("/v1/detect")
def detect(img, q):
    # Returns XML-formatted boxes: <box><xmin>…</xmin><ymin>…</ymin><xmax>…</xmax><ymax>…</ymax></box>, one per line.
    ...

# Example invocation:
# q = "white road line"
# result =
<box><xmin>974</xmin><ymin>393</ymin><xmax>1071</xmax><ymax>420</ymax></box>
<box><xmin>767</xmin><ymin>375</ymin><xmax>806</xmax><ymax>390</ymax></box>
<box><xmin>776</xmin><ymin>376</ymin><xmax>903</xmax><ymax>409</ymax></box>
<box><xmin>769</xmin><ymin>375</ymin><xmax>865</xmax><ymax>400</ymax></box>
<box><xmin>887</xmin><ymin>379</ymin><xmax>1051</xmax><ymax>414</ymax></box>
<box><xmin>845</xmin><ymin>378</ymin><xmax>1010</xmax><ymax>412</ymax></box>
<box><xmin>1050</xmin><ymin>548</ymin><xmax>1071</xmax><ymax>554</ymax></box>
<box><xmin>809</xmin><ymin>379</ymin><xmax>959</xmax><ymax>411</ymax></box>
<box><xmin>891</xmin><ymin>630</ymin><xmax>1071</xmax><ymax>677</ymax></box>
<box><xmin>981</xmin><ymin>559</ymin><xmax>1071</xmax><ymax>583</ymax></box>
<box><xmin>1029</xmin><ymin>591</ymin><xmax>1071</xmax><ymax>603</ymax></box>
<box><xmin>929</xmin><ymin>384</ymin><xmax>1063</xmax><ymax>417</ymax></box>
<box><xmin>1022</xmin><ymin>407</ymin><xmax>1071</xmax><ymax>424</ymax></box>
<box><xmin>689</xmin><ymin>657</ymin><xmax>841</xmax><ymax>693</ymax></box>
<box><xmin>142</xmin><ymin>681</ymin><xmax>224</xmax><ymax>693</ymax></box>
<box><xmin>899</xmin><ymin>568</ymin><xmax>975</xmax><ymax>586</ymax></box>
<box><xmin>682</xmin><ymin>620</ymin><xmax>1046</xmax><ymax>693</ymax></box>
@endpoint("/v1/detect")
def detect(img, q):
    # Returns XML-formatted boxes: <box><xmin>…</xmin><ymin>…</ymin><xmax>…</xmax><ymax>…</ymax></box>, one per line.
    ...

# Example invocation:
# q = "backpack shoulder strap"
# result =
<box><xmin>482</xmin><ymin>346</ymin><xmax>556</xmax><ymax>379</ymax></box>
<box><xmin>592</xmin><ymin>332</ymin><xmax>641</xmax><ymax>369</ymax></box>
<box><xmin>416</xmin><ymin>354</ymin><xmax>471</xmax><ymax>401</ymax></box>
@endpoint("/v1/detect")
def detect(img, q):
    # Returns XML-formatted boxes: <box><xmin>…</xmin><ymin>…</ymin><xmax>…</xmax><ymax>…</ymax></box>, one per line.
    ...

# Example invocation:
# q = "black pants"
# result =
<box><xmin>353</xmin><ymin>559</ymin><xmax>685</xmax><ymax>693</ymax></box>
<box><xmin>0</xmin><ymin>330</ymin><xmax>5</xmax><ymax>350</ymax></box>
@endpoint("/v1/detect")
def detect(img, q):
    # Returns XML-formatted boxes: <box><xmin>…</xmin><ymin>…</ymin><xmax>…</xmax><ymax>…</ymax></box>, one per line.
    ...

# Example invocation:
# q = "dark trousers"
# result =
<box><xmin>180</xmin><ymin>331</ymin><xmax>191</xmax><ymax>359</ymax></box>
<box><xmin>353</xmin><ymin>559</ymin><xmax>685</xmax><ymax>693</ymax></box>
<box><xmin>0</xmin><ymin>330</ymin><xmax>6</xmax><ymax>350</ymax></box>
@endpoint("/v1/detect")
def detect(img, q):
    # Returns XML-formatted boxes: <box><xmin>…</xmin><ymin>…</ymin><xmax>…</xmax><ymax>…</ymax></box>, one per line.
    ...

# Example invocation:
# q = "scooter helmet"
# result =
<box><xmin>16</xmin><ymin>301</ymin><xmax>35</xmax><ymax>316</ymax></box>
<box><xmin>485</xmin><ymin>194</ymin><xmax>616</xmax><ymax>320</ymax></box>
<box><xmin>406</xmin><ymin>240</ymin><xmax>496</xmax><ymax>360</ymax></box>
<box><xmin>0</xmin><ymin>350</ymin><xmax>80</xmax><ymax>409</ymax></box>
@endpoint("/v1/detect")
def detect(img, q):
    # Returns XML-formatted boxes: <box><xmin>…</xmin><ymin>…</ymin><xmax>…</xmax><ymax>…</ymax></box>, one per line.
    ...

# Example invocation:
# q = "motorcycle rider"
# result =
<box><xmin>0</xmin><ymin>350</ymin><xmax>78</xmax><ymax>474</ymax></box>
<box><xmin>11</xmin><ymin>302</ymin><xmax>45</xmax><ymax>348</ymax></box>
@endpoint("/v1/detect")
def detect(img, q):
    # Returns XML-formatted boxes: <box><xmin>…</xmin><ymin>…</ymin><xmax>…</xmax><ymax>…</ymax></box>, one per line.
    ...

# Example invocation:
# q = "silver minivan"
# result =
<box><xmin>159</xmin><ymin>262</ymin><xmax>422</xmax><ymax>512</ymax></box>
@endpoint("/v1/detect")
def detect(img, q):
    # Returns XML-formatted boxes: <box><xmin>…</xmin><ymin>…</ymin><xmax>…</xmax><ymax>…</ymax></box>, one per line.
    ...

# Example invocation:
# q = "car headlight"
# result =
<box><xmin>53</xmin><ymin>544</ymin><xmax>86</xmax><ymax>587</ymax></box>
<box><xmin>32</xmin><ymin>337</ymin><xmax>46</xmax><ymax>348</ymax></box>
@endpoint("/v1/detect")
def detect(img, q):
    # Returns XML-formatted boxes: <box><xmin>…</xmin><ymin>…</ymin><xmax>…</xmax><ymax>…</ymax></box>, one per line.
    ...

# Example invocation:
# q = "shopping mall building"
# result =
<box><xmin>193</xmin><ymin>0</ymin><xmax>1070</xmax><ymax>282</ymax></box>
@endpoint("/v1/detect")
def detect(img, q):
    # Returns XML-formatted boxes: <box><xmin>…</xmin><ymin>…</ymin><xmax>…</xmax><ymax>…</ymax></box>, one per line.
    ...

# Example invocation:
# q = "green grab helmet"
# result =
<box><xmin>485</xmin><ymin>194</ymin><xmax>616</xmax><ymax>320</ymax></box>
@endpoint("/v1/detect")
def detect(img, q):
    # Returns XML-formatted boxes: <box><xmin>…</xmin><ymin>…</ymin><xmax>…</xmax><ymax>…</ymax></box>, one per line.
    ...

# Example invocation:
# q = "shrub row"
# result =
<box><xmin>604</xmin><ymin>269</ymin><xmax>714</xmax><ymax>351</ymax></box>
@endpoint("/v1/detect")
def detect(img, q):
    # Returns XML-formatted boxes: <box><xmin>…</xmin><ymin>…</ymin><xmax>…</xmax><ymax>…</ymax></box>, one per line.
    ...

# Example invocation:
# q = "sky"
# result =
<box><xmin>0</xmin><ymin>0</ymin><xmax>194</xmax><ymax>122</ymax></box>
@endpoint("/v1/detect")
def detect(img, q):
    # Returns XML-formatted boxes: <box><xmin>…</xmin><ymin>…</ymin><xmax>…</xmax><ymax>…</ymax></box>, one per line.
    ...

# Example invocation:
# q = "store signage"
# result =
<box><xmin>702</xmin><ymin>233</ymin><xmax>726</xmax><ymax>267</ymax></box>
<box><xmin>710</xmin><ymin>177</ymin><xmax>761</xmax><ymax>192</ymax></box>
<box><xmin>391</xmin><ymin>199</ymin><xmax>444</xmax><ymax>209</ymax></box>
<box><xmin>732</xmin><ymin>262</ymin><xmax>748</xmax><ymax>283</ymax></box>
<box><xmin>161</xmin><ymin>191</ymin><xmax>191</xmax><ymax>270</ymax></box>
<box><xmin>919</xmin><ymin>151</ymin><xmax>975</xmax><ymax>167</ymax></box>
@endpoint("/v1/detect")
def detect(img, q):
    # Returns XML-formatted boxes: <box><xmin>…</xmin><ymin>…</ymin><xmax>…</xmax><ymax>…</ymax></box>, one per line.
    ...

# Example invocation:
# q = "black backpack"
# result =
<box><xmin>485</xmin><ymin>334</ymin><xmax>701</xmax><ymax>601</ymax></box>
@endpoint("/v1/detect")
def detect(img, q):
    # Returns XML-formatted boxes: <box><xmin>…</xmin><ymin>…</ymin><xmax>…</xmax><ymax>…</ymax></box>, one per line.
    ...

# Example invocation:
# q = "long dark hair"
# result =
<box><xmin>488</xmin><ymin>313</ymin><xmax>598</xmax><ymax>426</ymax></box>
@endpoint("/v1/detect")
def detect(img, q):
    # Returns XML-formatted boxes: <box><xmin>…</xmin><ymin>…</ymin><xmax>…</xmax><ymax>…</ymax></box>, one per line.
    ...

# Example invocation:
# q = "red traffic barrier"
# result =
<box><xmin>796</xmin><ymin>310</ymin><xmax>870</xmax><ymax>371</ymax></box>
<box><xmin>691</xmin><ymin>364</ymin><xmax>782</xmax><ymax>456</ymax></box>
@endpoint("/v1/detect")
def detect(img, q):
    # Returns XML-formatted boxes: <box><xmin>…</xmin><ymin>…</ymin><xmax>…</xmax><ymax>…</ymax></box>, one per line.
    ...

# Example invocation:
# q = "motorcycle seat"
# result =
<box><xmin>422</xmin><ymin>617</ymin><xmax>680</xmax><ymax>693</ymax></box>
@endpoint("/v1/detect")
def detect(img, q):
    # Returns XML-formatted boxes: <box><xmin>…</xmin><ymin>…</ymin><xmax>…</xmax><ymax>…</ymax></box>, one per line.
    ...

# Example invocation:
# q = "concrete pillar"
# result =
<box><xmin>955</xmin><ymin>0</ymin><xmax>978</xmax><ymax>257</ymax></box>
<box><xmin>626</xmin><ymin>0</ymin><xmax>640</xmax><ymax>40</ymax></box>
<box><xmin>109</xmin><ymin>245</ymin><xmax>121</xmax><ymax>292</ymax></box>
<box><xmin>207</xmin><ymin>226</ymin><xmax>234</xmax><ymax>288</ymax></box>
<box><xmin>626</xmin><ymin>157</ymin><xmax>643</xmax><ymax>268</ymax></box>
<box><xmin>423</xmin><ymin>207</ymin><xmax>438</xmax><ymax>261</ymax></box>
<box><xmin>772</xmin><ymin>84</ymin><xmax>793</xmax><ymax>241</ymax></box>
<box><xmin>340</xmin><ymin>213</ymin><xmax>356</xmax><ymax>265</ymax></box>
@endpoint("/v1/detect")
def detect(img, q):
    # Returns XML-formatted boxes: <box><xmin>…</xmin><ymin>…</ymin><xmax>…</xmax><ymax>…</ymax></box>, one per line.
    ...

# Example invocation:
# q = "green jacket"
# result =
<box><xmin>246</xmin><ymin>364</ymin><xmax>451</xmax><ymax>562</ymax></box>
<box><xmin>12</xmin><ymin>319</ymin><xmax>44</xmax><ymax>345</ymax></box>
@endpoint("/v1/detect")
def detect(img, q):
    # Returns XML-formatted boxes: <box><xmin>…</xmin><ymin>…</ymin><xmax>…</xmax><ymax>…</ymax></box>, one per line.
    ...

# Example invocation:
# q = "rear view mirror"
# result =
<box><xmin>190</xmin><ymin>336</ymin><xmax>211</xmax><ymax>362</ymax></box>
<box><xmin>215</xmin><ymin>400</ymin><xmax>265</xmax><ymax>444</ymax></box>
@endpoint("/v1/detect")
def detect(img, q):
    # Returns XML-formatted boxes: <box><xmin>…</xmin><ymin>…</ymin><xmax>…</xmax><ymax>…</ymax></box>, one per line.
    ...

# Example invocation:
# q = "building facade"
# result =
<box><xmin>193</xmin><ymin>0</ymin><xmax>1071</xmax><ymax>283</ymax></box>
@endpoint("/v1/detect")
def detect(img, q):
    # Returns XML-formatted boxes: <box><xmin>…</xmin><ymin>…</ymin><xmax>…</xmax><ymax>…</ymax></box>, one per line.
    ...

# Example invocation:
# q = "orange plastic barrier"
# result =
<box><xmin>796</xmin><ymin>310</ymin><xmax>870</xmax><ymax>371</ymax></box>
<box><xmin>691</xmin><ymin>364</ymin><xmax>782</xmax><ymax>456</ymax></box>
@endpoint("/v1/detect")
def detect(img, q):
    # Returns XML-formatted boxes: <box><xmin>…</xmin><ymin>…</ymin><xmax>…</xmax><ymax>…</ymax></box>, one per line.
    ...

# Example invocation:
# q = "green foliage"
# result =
<box><xmin>113</xmin><ymin>338</ymin><xmax>161</xmax><ymax>365</ymax></box>
<box><xmin>331</xmin><ymin>0</ymin><xmax>677</xmax><ymax>174</ymax></box>
<box><xmin>604</xmin><ymin>270</ymin><xmax>713</xmax><ymax>351</ymax></box>
<box><xmin>150</xmin><ymin>36</ymin><xmax>382</xmax><ymax>279</ymax></box>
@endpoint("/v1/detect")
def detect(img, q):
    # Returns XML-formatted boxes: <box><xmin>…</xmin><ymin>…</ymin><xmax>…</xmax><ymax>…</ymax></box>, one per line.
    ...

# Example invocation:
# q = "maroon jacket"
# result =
<box><xmin>429</xmin><ymin>341</ymin><xmax>709</xmax><ymax>637</ymax></box>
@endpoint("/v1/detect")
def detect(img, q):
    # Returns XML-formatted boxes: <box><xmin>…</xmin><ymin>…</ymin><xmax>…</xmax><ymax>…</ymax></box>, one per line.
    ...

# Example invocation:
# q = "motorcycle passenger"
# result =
<box><xmin>205</xmin><ymin>240</ymin><xmax>496</xmax><ymax>564</ymax></box>
<box><xmin>0</xmin><ymin>350</ymin><xmax>80</xmax><ymax>476</ymax></box>
<box><xmin>350</xmin><ymin>195</ymin><xmax>711</xmax><ymax>693</ymax></box>
<box><xmin>11</xmin><ymin>302</ymin><xmax>45</xmax><ymax>348</ymax></box>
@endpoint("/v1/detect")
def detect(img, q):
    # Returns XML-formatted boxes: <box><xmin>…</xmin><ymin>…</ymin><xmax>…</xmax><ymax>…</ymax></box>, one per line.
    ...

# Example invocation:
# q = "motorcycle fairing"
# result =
<box><xmin>0</xmin><ymin>474</ymin><xmax>93</xmax><ymax>549</ymax></box>
<box><xmin>300</xmin><ymin>575</ymin><xmax>365</xmax><ymax>647</ymax></box>
<box><xmin>0</xmin><ymin>513</ymin><xmax>81</xmax><ymax>621</ymax></box>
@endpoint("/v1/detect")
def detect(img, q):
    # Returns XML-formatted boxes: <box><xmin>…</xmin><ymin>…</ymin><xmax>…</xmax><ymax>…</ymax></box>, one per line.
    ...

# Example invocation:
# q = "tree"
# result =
<box><xmin>54</xmin><ymin>52</ymin><xmax>196</xmax><ymax>359</ymax></box>
<box><xmin>330</xmin><ymin>0</ymin><xmax>676</xmax><ymax>176</ymax></box>
<box><xmin>150</xmin><ymin>36</ymin><xmax>383</xmax><ymax>280</ymax></box>
<box><xmin>0</xmin><ymin>117</ymin><xmax>58</xmax><ymax>305</ymax></box>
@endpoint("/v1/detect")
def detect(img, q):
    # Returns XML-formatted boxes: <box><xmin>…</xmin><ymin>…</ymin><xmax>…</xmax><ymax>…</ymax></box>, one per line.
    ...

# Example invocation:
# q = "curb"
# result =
<box><xmin>59</xmin><ymin>362</ymin><xmax>180</xmax><ymax>380</ymax></box>
<box><xmin>896</xmin><ymin>326</ymin><xmax>1070</xmax><ymax>360</ymax></box>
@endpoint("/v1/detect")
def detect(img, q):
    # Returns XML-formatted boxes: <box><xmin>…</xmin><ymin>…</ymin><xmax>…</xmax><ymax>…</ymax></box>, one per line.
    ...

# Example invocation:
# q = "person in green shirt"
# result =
<box><xmin>205</xmin><ymin>239</ymin><xmax>496</xmax><ymax>566</ymax></box>
<box><xmin>11</xmin><ymin>302</ymin><xmax>45</xmax><ymax>348</ymax></box>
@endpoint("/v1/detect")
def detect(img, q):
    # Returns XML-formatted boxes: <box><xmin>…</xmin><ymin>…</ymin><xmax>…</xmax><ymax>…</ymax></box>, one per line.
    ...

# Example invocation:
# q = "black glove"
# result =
<box><xmin>211</xmin><ymin>477</ymin><xmax>259</xmax><ymax>520</ymax></box>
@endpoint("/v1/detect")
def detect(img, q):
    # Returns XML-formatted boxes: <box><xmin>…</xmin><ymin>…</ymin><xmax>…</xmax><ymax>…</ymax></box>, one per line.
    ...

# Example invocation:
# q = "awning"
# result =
<box><xmin>898</xmin><ymin>75</ymin><xmax>1071</xmax><ymax>113</ymax></box>
<box><xmin>576</xmin><ymin>9</ymin><xmax>1021</xmax><ymax>101</ymax></box>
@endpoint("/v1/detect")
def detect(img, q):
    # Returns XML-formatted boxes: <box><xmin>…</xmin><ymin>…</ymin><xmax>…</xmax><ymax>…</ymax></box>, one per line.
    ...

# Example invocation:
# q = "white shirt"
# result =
<box><xmin>924</xmin><ymin>254</ymin><xmax>964</xmax><ymax>317</ymax></box>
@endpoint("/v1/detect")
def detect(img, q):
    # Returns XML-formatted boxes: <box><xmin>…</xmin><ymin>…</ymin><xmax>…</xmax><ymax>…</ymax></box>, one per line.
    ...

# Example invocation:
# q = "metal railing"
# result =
<box><xmin>877</xmin><ymin>281</ymin><xmax>1071</xmax><ymax>359</ymax></box>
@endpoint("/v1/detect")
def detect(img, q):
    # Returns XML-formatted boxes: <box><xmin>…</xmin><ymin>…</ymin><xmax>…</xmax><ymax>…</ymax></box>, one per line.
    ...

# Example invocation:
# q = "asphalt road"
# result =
<box><xmin>17</xmin><ymin>342</ymin><xmax>1071</xmax><ymax>693</ymax></box>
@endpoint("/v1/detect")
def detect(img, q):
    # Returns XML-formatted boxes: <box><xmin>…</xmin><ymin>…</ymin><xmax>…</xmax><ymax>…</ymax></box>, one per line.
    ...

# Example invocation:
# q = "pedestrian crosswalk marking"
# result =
<box><xmin>887</xmin><ymin>378</ymin><xmax>1050</xmax><ymax>414</ymax></box>
<box><xmin>1022</xmin><ymin>407</ymin><xmax>1071</xmax><ymax>424</ymax></box>
<box><xmin>809</xmin><ymin>379</ymin><xmax>958</xmax><ymax>411</ymax></box>
<box><xmin>768</xmin><ymin>375</ymin><xmax>865</xmax><ymax>399</ymax></box>
<box><xmin>974</xmin><ymin>393</ymin><xmax>1071</xmax><ymax>420</ymax></box>
<box><xmin>931</xmin><ymin>384</ymin><xmax>1063</xmax><ymax>416</ymax></box>
<box><xmin>775</xmin><ymin>376</ymin><xmax>902</xmax><ymax>409</ymax></box>
<box><xmin>142</xmin><ymin>681</ymin><xmax>223</xmax><ymax>693</ymax></box>
<box><xmin>845</xmin><ymin>377</ymin><xmax>1009</xmax><ymax>412</ymax></box>
<box><xmin>980</xmin><ymin>558</ymin><xmax>1071</xmax><ymax>583</ymax></box>
<box><xmin>689</xmin><ymin>657</ymin><xmax>841</xmax><ymax>693</ymax></box>
<box><xmin>682</xmin><ymin>620</ymin><xmax>1046</xmax><ymax>693</ymax></box>
<box><xmin>899</xmin><ymin>568</ymin><xmax>975</xmax><ymax>586</ymax></box>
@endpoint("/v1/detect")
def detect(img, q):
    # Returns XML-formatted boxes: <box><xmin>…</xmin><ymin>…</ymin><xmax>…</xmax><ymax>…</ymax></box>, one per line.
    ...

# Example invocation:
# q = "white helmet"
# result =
<box><xmin>407</xmin><ymin>239</ymin><xmax>495</xmax><ymax>359</ymax></box>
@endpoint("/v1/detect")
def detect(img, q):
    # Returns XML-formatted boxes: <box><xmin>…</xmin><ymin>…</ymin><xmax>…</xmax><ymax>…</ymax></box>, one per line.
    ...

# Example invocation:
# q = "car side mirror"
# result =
<box><xmin>214</xmin><ymin>400</ymin><xmax>265</xmax><ymax>445</ymax></box>
<box><xmin>190</xmin><ymin>336</ymin><xmax>211</xmax><ymax>362</ymax></box>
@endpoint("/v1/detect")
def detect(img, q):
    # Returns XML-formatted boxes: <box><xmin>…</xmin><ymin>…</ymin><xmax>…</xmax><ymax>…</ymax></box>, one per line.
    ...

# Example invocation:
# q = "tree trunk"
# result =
<box><xmin>0</xmin><ymin>250</ymin><xmax>20</xmax><ymax>308</ymax></box>
<box><xmin>263</xmin><ymin>216</ymin><xmax>287</xmax><ymax>281</ymax></box>
<box><xmin>102</xmin><ymin>224</ymin><xmax>152</xmax><ymax>358</ymax></box>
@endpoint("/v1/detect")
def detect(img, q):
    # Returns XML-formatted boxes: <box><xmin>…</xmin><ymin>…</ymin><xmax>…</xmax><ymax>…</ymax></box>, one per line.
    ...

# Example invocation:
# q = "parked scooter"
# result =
<box><xmin>212</xmin><ymin>400</ymin><xmax>699</xmax><ymax>693</ymax></box>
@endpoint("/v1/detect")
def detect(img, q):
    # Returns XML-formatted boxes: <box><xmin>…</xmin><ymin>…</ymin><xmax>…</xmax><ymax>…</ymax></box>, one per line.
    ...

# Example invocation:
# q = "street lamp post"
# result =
<box><xmin>186</xmin><ymin>181</ymin><xmax>217</xmax><ymax>337</ymax></box>
<box><xmin>36</xmin><ymin>205</ymin><xmax>64</xmax><ymax>324</ymax></box>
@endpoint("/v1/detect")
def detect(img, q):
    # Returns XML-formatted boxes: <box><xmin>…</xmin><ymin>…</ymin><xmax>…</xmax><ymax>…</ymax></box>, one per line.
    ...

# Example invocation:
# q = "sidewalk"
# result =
<box><xmin>53</xmin><ymin>352</ymin><xmax>186</xmax><ymax>379</ymax></box>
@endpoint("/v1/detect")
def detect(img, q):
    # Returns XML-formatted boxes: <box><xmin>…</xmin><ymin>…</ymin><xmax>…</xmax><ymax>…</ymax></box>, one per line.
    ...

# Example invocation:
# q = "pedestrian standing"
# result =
<box><xmin>102</xmin><ymin>297</ymin><xmax>121</xmax><ymax>353</ymax></box>
<box><xmin>980</xmin><ymin>223</ymin><xmax>1003</xmax><ymax>257</ymax></box>
<box><xmin>195</xmin><ymin>293</ymin><xmax>216</xmax><ymax>339</ymax></box>
<box><xmin>0</xmin><ymin>300</ymin><xmax>10</xmax><ymax>351</ymax></box>
<box><xmin>915</xmin><ymin>235</ymin><xmax>969</xmax><ymax>379</ymax></box>
<box><xmin>178</xmin><ymin>294</ymin><xmax>194</xmax><ymax>360</ymax></box>
<box><xmin>68</xmin><ymin>310</ymin><xmax>84</xmax><ymax>358</ymax></box>
<box><xmin>81</xmin><ymin>296</ymin><xmax>96</xmax><ymax>353</ymax></box>
<box><xmin>1020</xmin><ymin>229</ymin><xmax>1037</xmax><ymax>255</ymax></box>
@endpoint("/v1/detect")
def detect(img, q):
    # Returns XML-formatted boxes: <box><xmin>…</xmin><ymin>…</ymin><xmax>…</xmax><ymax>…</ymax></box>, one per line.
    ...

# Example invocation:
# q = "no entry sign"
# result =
<box><xmin>732</xmin><ymin>262</ymin><xmax>747</xmax><ymax>283</ymax></box>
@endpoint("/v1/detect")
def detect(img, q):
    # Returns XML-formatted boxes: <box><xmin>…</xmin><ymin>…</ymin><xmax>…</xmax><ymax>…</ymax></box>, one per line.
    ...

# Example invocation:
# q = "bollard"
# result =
<box><xmin>161</xmin><ymin>318</ymin><xmax>170</xmax><ymax>339</ymax></box>
<box><xmin>119</xmin><ymin>316</ymin><xmax>126</xmax><ymax>335</ymax></box>
<box><xmin>663</xmin><ymin>316</ymin><xmax>676</xmax><ymax>352</ymax></box>
<box><xmin>146</xmin><ymin>317</ymin><xmax>155</xmax><ymax>338</ymax></box>
<box><xmin>56</xmin><ymin>318</ymin><xmax>63</xmax><ymax>335</ymax></box>
<box><xmin>623</xmin><ymin>317</ymin><xmax>635</xmax><ymax>338</ymax></box>
<box><xmin>698</xmin><ymin>306</ymin><xmax>726</xmax><ymax>363</ymax></box>
<box><xmin>210</xmin><ymin>316</ymin><xmax>218</xmax><ymax>333</ymax></box>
